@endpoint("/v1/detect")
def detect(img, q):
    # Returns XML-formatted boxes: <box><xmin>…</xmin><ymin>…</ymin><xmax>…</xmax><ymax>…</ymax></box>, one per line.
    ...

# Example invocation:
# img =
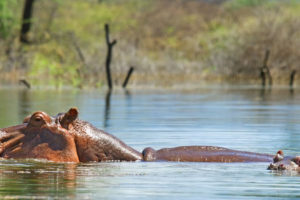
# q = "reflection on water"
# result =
<box><xmin>0</xmin><ymin>159</ymin><xmax>78</xmax><ymax>199</ymax></box>
<box><xmin>104</xmin><ymin>90</ymin><xmax>112</xmax><ymax>128</ymax></box>
<box><xmin>0</xmin><ymin>86</ymin><xmax>300</xmax><ymax>199</ymax></box>
<box><xmin>18</xmin><ymin>90</ymin><xmax>31</xmax><ymax>121</ymax></box>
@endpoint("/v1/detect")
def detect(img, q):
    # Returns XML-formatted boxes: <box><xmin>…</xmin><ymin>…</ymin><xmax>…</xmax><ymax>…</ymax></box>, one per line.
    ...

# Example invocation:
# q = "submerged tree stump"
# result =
<box><xmin>290</xmin><ymin>70</ymin><xmax>296</xmax><ymax>87</ymax></box>
<box><xmin>260</xmin><ymin>49</ymin><xmax>272</xmax><ymax>87</ymax></box>
<box><xmin>260</xmin><ymin>68</ymin><xmax>266</xmax><ymax>87</ymax></box>
<box><xmin>19</xmin><ymin>79</ymin><xmax>31</xmax><ymax>89</ymax></box>
<box><xmin>122</xmin><ymin>67</ymin><xmax>134</xmax><ymax>88</ymax></box>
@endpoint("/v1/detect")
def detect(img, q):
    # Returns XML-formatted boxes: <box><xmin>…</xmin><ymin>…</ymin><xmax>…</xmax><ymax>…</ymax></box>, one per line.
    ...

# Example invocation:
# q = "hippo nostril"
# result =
<box><xmin>279</xmin><ymin>164</ymin><xmax>286</xmax><ymax>170</ymax></box>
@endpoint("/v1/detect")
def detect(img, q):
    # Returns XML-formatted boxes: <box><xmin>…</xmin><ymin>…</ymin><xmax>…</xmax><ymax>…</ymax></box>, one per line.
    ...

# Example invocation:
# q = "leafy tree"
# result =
<box><xmin>0</xmin><ymin>0</ymin><xmax>18</xmax><ymax>39</ymax></box>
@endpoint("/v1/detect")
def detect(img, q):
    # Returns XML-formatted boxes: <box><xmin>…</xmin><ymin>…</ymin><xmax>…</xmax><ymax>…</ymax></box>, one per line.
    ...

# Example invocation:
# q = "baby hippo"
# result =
<box><xmin>268</xmin><ymin>150</ymin><xmax>300</xmax><ymax>171</ymax></box>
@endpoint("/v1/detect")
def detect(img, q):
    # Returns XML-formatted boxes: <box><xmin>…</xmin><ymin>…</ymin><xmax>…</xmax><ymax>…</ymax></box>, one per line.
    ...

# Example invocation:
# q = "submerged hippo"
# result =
<box><xmin>268</xmin><ymin>150</ymin><xmax>300</xmax><ymax>171</ymax></box>
<box><xmin>0</xmin><ymin>108</ymin><xmax>297</xmax><ymax>170</ymax></box>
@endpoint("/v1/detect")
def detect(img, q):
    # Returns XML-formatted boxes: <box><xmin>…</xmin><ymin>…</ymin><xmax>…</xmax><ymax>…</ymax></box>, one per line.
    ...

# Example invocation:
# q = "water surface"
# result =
<box><xmin>0</xmin><ymin>87</ymin><xmax>300</xmax><ymax>199</ymax></box>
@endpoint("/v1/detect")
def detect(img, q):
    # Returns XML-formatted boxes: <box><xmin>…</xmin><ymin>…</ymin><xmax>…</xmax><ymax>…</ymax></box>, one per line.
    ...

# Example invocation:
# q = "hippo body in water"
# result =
<box><xmin>267</xmin><ymin>150</ymin><xmax>300</xmax><ymax>171</ymax></box>
<box><xmin>0</xmin><ymin>108</ymin><xmax>296</xmax><ymax>171</ymax></box>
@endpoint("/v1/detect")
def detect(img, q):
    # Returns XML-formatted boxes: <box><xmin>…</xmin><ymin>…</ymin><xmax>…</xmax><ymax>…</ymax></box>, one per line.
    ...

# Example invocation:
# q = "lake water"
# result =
<box><xmin>0</xmin><ymin>86</ymin><xmax>300</xmax><ymax>199</ymax></box>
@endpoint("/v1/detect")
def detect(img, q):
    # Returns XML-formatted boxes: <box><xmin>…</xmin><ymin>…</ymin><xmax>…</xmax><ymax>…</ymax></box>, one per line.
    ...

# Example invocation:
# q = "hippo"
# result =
<box><xmin>0</xmin><ymin>108</ymin><xmax>297</xmax><ymax>171</ymax></box>
<box><xmin>268</xmin><ymin>150</ymin><xmax>300</xmax><ymax>171</ymax></box>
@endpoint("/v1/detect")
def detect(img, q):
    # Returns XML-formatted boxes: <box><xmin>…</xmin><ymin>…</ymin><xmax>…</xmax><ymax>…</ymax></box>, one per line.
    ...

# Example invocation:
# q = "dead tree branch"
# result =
<box><xmin>122</xmin><ymin>67</ymin><xmax>134</xmax><ymax>88</ymax></box>
<box><xmin>260</xmin><ymin>49</ymin><xmax>272</xmax><ymax>86</ymax></box>
<box><xmin>290</xmin><ymin>70</ymin><xmax>296</xmax><ymax>87</ymax></box>
<box><xmin>19</xmin><ymin>79</ymin><xmax>31</xmax><ymax>89</ymax></box>
<box><xmin>104</xmin><ymin>24</ymin><xmax>117</xmax><ymax>90</ymax></box>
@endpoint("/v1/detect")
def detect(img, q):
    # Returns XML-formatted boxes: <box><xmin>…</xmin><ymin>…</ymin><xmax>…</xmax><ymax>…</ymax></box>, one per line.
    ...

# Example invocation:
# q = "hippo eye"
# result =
<box><xmin>29</xmin><ymin>114</ymin><xmax>46</xmax><ymax>127</ymax></box>
<box><xmin>35</xmin><ymin>116</ymin><xmax>42</xmax><ymax>122</ymax></box>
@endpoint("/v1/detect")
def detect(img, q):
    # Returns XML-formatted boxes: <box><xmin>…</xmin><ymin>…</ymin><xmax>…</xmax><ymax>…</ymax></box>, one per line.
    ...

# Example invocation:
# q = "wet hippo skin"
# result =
<box><xmin>0</xmin><ymin>108</ymin><xmax>142</xmax><ymax>162</ymax></box>
<box><xmin>1</xmin><ymin>108</ymin><xmax>297</xmax><ymax>171</ymax></box>
<box><xmin>142</xmin><ymin>146</ymin><xmax>273</xmax><ymax>162</ymax></box>
<box><xmin>0</xmin><ymin>112</ymin><xmax>79</xmax><ymax>162</ymax></box>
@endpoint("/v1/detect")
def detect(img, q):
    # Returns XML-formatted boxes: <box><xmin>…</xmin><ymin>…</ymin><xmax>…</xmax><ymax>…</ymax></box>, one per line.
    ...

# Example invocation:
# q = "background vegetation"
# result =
<box><xmin>0</xmin><ymin>0</ymin><xmax>299</xmax><ymax>88</ymax></box>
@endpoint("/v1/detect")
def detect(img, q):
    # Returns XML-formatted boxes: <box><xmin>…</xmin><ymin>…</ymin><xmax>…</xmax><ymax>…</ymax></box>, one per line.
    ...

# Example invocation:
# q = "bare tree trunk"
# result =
<box><xmin>104</xmin><ymin>24</ymin><xmax>117</xmax><ymax>90</ymax></box>
<box><xmin>262</xmin><ymin>49</ymin><xmax>270</xmax><ymax>68</ymax></box>
<box><xmin>20</xmin><ymin>0</ymin><xmax>35</xmax><ymax>43</ymax></box>
<box><xmin>260</xmin><ymin>68</ymin><xmax>266</xmax><ymax>87</ymax></box>
<box><xmin>122</xmin><ymin>67</ymin><xmax>134</xmax><ymax>88</ymax></box>
<box><xmin>71</xmin><ymin>33</ymin><xmax>86</xmax><ymax>65</ymax></box>
<box><xmin>260</xmin><ymin>49</ymin><xmax>272</xmax><ymax>86</ymax></box>
<box><xmin>290</xmin><ymin>70</ymin><xmax>296</xmax><ymax>87</ymax></box>
<box><xmin>70</xmin><ymin>33</ymin><xmax>86</xmax><ymax>88</ymax></box>
<box><xmin>266</xmin><ymin>67</ymin><xmax>272</xmax><ymax>86</ymax></box>
<box><xmin>19</xmin><ymin>79</ymin><xmax>31</xmax><ymax>89</ymax></box>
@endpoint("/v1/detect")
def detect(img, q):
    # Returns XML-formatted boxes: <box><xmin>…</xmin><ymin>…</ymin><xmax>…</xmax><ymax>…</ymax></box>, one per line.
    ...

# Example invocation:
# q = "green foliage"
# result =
<box><xmin>283</xmin><ymin>0</ymin><xmax>300</xmax><ymax>16</ymax></box>
<box><xmin>207</xmin><ymin>21</ymin><xmax>232</xmax><ymax>49</ymax></box>
<box><xmin>208</xmin><ymin>3</ymin><xmax>300</xmax><ymax>79</ymax></box>
<box><xmin>29</xmin><ymin>52</ymin><xmax>81</xmax><ymax>88</ymax></box>
<box><xmin>52</xmin><ymin>0</ymin><xmax>140</xmax><ymax>44</ymax></box>
<box><xmin>0</xmin><ymin>0</ymin><xmax>19</xmax><ymax>39</ymax></box>
<box><xmin>0</xmin><ymin>0</ymin><xmax>300</xmax><ymax>86</ymax></box>
<box><xmin>225</xmin><ymin>0</ymin><xmax>274</xmax><ymax>9</ymax></box>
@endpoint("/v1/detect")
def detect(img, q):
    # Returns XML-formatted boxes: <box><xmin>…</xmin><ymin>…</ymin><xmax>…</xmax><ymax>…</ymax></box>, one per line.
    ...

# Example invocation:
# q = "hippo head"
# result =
<box><xmin>268</xmin><ymin>150</ymin><xmax>300</xmax><ymax>172</ymax></box>
<box><xmin>0</xmin><ymin>108</ymin><xmax>80</xmax><ymax>162</ymax></box>
<box><xmin>1</xmin><ymin>108</ymin><xmax>142</xmax><ymax>163</ymax></box>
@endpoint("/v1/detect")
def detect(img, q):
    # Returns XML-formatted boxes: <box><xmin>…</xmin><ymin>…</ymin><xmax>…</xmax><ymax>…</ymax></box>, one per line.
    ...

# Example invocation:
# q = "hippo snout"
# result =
<box><xmin>142</xmin><ymin>147</ymin><xmax>157</xmax><ymax>161</ymax></box>
<box><xmin>268</xmin><ymin>161</ymin><xmax>299</xmax><ymax>171</ymax></box>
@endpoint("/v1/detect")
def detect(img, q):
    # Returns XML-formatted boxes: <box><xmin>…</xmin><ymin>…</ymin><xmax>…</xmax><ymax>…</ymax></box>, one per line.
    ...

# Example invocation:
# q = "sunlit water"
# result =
<box><xmin>0</xmin><ymin>86</ymin><xmax>300</xmax><ymax>199</ymax></box>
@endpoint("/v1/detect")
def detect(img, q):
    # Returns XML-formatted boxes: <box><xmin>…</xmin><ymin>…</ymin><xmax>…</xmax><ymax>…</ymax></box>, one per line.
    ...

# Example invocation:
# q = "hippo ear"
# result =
<box><xmin>67</xmin><ymin>108</ymin><xmax>78</xmax><ymax>121</ymax></box>
<box><xmin>273</xmin><ymin>150</ymin><xmax>284</xmax><ymax>163</ymax></box>
<box><xmin>60</xmin><ymin>108</ymin><xmax>79</xmax><ymax>129</ymax></box>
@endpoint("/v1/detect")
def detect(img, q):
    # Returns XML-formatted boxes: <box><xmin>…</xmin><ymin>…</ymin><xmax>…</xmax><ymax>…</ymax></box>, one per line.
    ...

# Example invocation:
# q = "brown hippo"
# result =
<box><xmin>0</xmin><ymin>108</ymin><xmax>296</xmax><ymax>171</ymax></box>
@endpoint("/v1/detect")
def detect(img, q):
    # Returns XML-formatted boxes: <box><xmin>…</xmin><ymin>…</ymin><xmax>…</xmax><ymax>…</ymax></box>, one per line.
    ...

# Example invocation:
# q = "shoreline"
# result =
<box><xmin>0</xmin><ymin>70</ymin><xmax>297</xmax><ymax>90</ymax></box>
<box><xmin>0</xmin><ymin>81</ymin><xmax>298</xmax><ymax>92</ymax></box>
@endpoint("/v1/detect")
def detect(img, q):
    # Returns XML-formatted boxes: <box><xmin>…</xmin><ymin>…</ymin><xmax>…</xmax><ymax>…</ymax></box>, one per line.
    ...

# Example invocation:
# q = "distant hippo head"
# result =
<box><xmin>268</xmin><ymin>150</ymin><xmax>300</xmax><ymax>171</ymax></box>
<box><xmin>0</xmin><ymin>108</ymin><xmax>80</xmax><ymax>162</ymax></box>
